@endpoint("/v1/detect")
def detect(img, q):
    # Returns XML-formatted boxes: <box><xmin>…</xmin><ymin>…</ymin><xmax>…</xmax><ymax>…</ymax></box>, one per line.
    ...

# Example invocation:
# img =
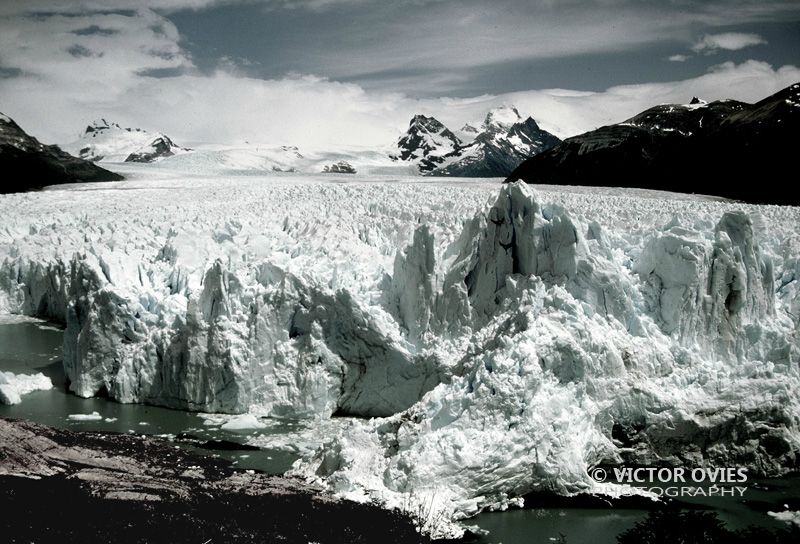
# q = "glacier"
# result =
<box><xmin>1</xmin><ymin>170</ymin><xmax>798</xmax><ymax>537</ymax></box>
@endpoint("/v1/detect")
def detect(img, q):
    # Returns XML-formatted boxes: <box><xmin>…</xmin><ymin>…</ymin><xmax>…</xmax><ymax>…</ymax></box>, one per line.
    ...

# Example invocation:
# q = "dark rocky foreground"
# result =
<box><xmin>0</xmin><ymin>418</ymin><xmax>430</xmax><ymax>544</ymax></box>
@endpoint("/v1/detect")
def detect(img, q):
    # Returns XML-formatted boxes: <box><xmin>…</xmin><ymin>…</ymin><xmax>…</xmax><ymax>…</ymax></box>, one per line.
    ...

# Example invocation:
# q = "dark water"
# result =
<box><xmin>473</xmin><ymin>476</ymin><xmax>800</xmax><ymax>544</ymax></box>
<box><xmin>2</xmin><ymin>317</ymin><xmax>798</xmax><ymax>543</ymax></box>
<box><xmin>0</xmin><ymin>318</ymin><xmax>297</xmax><ymax>473</ymax></box>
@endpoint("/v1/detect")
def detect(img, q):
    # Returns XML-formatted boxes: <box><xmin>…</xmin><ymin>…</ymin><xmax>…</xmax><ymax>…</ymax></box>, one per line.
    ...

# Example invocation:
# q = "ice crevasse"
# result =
<box><xmin>0</xmin><ymin>180</ymin><xmax>798</xmax><ymax>537</ymax></box>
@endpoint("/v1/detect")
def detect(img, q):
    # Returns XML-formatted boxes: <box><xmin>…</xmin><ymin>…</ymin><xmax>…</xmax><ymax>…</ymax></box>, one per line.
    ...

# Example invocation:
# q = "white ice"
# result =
<box><xmin>219</xmin><ymin>414</ymin><xmax>266</xmax><ymax>431</ymax></box>
<box><xmin>769</xmin><ymin>509</ymin><xmax>800</xmax><ymax>526</ymax></box>
<box><xmin>0</xmin><ymin>371</ymin><xmax>52</xmax><ymax>405</ymax></box>
<box><xmin>62</xmin><ymin>119</ymin><xmax>188</xmax><ymax>163</ymax></box>
<box><xmin>67</xmin><ymin>411</ymin><xmax>103</xmax><ymax>421</ymax></box>
<box><xmin>1</xmin><ymin>167</ymin><xmax>799</xmax><ymax>537</ymax></box>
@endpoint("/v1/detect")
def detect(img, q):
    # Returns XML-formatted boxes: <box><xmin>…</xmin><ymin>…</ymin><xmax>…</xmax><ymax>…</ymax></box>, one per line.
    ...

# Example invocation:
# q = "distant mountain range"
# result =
<box><xmin>63</xmin><ymin>119</ymin><xmax>189</xmax><ymax>163</ymax></box>
<box><xmin>508</xmin><ymin>82</ymin><xmax>800</xmax><ymax>205</ymax></box>
<box><xmin>0</xmin><ymin>113</ymin><xmax>122</xmax><ymax>194</ymax></box>
<box><xmin>391</xmin><ymin>105</ymin><xmax>561</xmax><ymax>177</ymax></box>
<box><xmin>3</xmin><ymin>84</ymin><xmax>799</xmax><ymax>203</ymax></box>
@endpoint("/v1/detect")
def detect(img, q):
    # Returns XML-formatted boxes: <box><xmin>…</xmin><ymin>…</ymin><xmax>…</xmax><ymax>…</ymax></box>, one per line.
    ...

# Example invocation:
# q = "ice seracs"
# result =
<box><xmin>0</xmin><ymin>172</ymin><xmax>798</xmax><ymax>537</ymax></box>
<box><xmin>293</xmin><ymin>182</ymin><xmax>800</xmax><ymax>537</ymax></box>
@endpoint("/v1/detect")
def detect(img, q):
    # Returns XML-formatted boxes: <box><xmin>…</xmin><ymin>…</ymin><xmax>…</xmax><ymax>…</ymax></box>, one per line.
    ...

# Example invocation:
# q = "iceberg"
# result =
<box><xmin>67</xmin><ymin>411</ymin><xmax>103</xmax><ymax>421</ymax></box>
<box><xmin>220</xmin><ymin>414</ymin><xmax>267</xmax><ymax>431</ymax></box>
<box><xmin>0</xmin><ymin>371</ymin><xmax>52</xmax><ymax>405</ymax></box>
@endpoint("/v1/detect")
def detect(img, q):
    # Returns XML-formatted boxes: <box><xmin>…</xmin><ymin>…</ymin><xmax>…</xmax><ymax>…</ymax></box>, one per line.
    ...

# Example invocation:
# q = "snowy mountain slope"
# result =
<box><xmin>146</xmin><ymin>144</ymin><xmax>409</xmax><ymax>176</ymax></box>
<box><xmin>508</xmin><ymin>82</ymin><xmax>800</xmax><ymax>204</ymax></box>
<box><xmin>0</xmin><ymin>171</ymin><xmax>798</xmax><ymax>537</ymax></box>
<box><xmin>432</xmin><ymin>107</ymin><xmax>561</xmax><ymax>177</ymax></box>
<box><xmin>0</xmin><ymin>112</ymin><xmax>123</xmax><ymax>193</ymax></box>
<box><xmin>63</xmin><ymin>119</ymin><xmax>189</xmax><ymax>163</ymax></box>
<box><xmin>390</xmin><ymin>115</ymin><xmax>463</xmax><ymax>172</ymax></box>
<box><xmin>455</xmin><ymin>122</ymin><xmax>480</xmax><ymax>143</ymax></box>
<box><xmin>392</xmin><ymin>106</ymin><xmax>560</xmax><ymax>177</ymax></box>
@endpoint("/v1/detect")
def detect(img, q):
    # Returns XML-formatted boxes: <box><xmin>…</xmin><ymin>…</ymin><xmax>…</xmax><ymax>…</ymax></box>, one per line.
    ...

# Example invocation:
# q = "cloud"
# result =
<box><xmin>0</xmin><ymin>6</ymin><xmax>798</xmax><ymax>149</ymax></box>
<box><xmin>668</xmin><ymin>54</ymin><xmax>690</xmax><ymax>62</ymax></box>
<box><xmin>692</xmin><ymin>32</ymin><xmax>767</xmax><ymax>54</ymax></box>
<box><xmin>488</xmin><ymin>60</ymin><xmax>800</xmax><ymax>138</ymax></box>
<box><xmin>71</xmin><ymin>25</ymin><xmax>121</xmax><ymax>36</ymax></box>
<box><xmin>65</xmin><ymin>44</ymin><xmax>103</xmax><ymax>58</ymax></box>
<box><xmin>0</xmin><ymin>1</ymin><xmax>222</xmax><ymax>16</ymax></box>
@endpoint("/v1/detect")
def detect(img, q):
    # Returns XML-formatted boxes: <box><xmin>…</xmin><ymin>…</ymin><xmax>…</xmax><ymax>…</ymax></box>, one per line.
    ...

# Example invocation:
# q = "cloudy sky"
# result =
<box><xmin>0</xmin><ymin>0</ymin><xmax>798</xmax><ymax>147</ymax></box>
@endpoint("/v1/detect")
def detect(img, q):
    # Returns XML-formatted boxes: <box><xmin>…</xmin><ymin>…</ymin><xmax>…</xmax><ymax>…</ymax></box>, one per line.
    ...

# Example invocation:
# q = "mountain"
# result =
<box><xmin>393</xmin><ymin>106</ymin><xmax>560</xmax><ymax>177</ymax></box>
<box><xmin>0</xmin><ymin>113</ymin><xmax>123</xmax><ymax>193</ymax></box>
<box><xmin>390</xmin><ymin>114</ymin><xmax>462</xmax><ymax>172</ymax></box>
<box><xmin>456</xmin><ymin>122</ymin><xmax>481</xmax><ymax>143</ymax></box>
<box><xmin>432</xmin><ymin>106</ymin><xmax>561</xmax><ymax>177</ymax></box>
<box><xmin>143</xmin><ymin>144</ymin><xmax>406</xmax><ymax>176</ymax></box>
<box><xmin>64</xmin><ymin>119</ymin><xmax>189</xmax><ymax>163</ymax></box>
<box><xmin>322</xmin><ymin>160</ymin><xmax>357</xmax><ymax>174</ymax></box>
<box><xmin>507</xmin><ymin>82</ymin><xmax>800</xmax><ymax>205</ymax></box>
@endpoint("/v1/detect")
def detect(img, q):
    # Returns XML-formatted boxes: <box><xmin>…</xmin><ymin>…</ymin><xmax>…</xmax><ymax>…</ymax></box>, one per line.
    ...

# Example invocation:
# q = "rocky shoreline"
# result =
<box><xmin>0</xmin><ymin>417</ymin><xmax>430</xmax><ymax>543</ymax></box>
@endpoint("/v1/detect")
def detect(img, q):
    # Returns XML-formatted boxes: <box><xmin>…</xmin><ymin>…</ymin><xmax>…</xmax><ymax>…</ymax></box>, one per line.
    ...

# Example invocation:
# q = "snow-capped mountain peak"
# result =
<box><xmin>455</xmin><ymin>122</ymin><xmax>481</xmax><ymax>143</ymax></box>
<box><xmin>482</xmin><ymin>105</ymin><xmax>523</xmax><ymax>133</ymax></box>
<box><xmin>1</xmin><ymin>111</ymin><xmax>122</xmax><ymax>192</ymax></box>
<box><xmin>84</xmin><ymin>118</ymin><xmax>125</xmax><ymax>135</ymax></box>
<box><xmin>65</xmin><ymin>120</ymin><xmax>189</xmax><ymax>163</ymax></box>
<box><xmin>392</xmin><ymin>105</ymin><xmax>560</xmax><ymax>177</ymax></box>
<box><xmin>432</xmin><ymin>109</ymin><xmax>561</xmax><ymax>177</ymax></box>
<box><xmin>391</xmin><ymin>114</ymin><xmax>462</xmax><ymax>172</ymax></box>
<box><xmin>460</xmin><ymin>122</ymin><xmax>480</xmax><ymax>134</ymax></box>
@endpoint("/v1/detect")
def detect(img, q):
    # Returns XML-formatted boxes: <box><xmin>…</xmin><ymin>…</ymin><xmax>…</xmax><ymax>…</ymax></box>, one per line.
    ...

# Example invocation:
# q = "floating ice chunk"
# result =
<box><xmin>67</xmin><ymin>411</ymin><xmax>103</xmax><ymax>421</ymax></box>
<box><xmin>0</xmin><ymin>371</ymin><xmax>53</xmax><ymax>405</ymax></box>
<box><xmin>220</xmin><ymin>414</ymin><xmax>267</xmax><ymax>431</ymax></box>
<box><xmin>768</xmin><ymin>510</ymin><xmax>800</xmax><ymax>527</ymax></box>
<box><xmin>198</xmin><ymin>413</ymin><xmax>227</xmax><ymax>427</ymax></box>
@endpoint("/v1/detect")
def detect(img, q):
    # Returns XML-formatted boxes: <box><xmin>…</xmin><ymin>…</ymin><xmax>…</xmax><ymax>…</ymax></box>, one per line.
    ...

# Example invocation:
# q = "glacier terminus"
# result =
<box><xmin>1</xmin><ymin>170</ymin><xmax>798</xmax><ymax>537</ymax></box>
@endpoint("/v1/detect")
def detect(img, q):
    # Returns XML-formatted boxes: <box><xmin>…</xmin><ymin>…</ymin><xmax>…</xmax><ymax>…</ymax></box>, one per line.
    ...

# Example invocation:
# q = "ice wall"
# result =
<box><xmin>1</xmin><ymin>175</ymin><xmax>798</xmax><ymax>537</ymax></box>
<box><xmin>293</xmin><ymin>183</ymin><xmax>800</xmax><ymax>537</ymax></box>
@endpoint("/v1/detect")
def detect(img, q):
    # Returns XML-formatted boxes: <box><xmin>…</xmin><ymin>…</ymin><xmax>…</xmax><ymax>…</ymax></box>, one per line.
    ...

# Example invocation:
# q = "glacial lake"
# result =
<box><xmin>1</xmin><ymin>317</ymin><xmax>798</xmax><ymax>543</ymax></box>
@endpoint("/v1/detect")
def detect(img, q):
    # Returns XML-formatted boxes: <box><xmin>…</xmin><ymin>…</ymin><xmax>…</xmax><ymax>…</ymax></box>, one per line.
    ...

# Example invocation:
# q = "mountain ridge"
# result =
<box><xmin>507</xmin><ymin>82</ymin><xmax>800</xmax><ymax>205</ymax></box>
<box><xmin>65</xmin><ymin>119</ymin><xmax>189</xmax><ymax>163</ymax></box>
<box><xmin>0</xmin><ymin>113</ymin><xmax>123</xmax><ymax>193</ymax></box>
<box><xmin>392</xmin><ymin>105</ymin><xmax>560</xmax><ymax>177</ymax></box>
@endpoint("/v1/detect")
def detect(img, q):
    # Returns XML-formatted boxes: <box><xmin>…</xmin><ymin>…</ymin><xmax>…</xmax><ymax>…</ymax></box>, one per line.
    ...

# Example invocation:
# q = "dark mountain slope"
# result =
<box><xmin>391</xmin><ymin>114</ymin><xmax>462</xmax><ymax>172</ymax></box>
<box><xmin>507</xmin><ymin>83</ymin><xmax>800</xmax><ymax>205</ymax></box>
<box><xmin>0</xmin><ymin>113</ymin><xmax>122</xmax><ymax>194</ymax></box>
<box><xmin>433</xmin><ymin>112</ymin><xmax>561</xmax><ymax>177</ymax></box>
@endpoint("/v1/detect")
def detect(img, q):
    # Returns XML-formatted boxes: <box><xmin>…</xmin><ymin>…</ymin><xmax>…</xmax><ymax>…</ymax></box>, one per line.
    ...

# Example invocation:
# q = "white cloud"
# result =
<box><xmin>0</xmin><ymin>8</ymin><xmax>797</xmax><ymax>149</ymax></box>
<box><xmin>692</xmin><ymin>32</ymin><xmax>767</xmax><ymax>54</ymax></box>
<box><xmin>668</xmin><ymin>54</ymin><xmax>690</xmax><ymax>62</ymax></box>
<box><xmin>0</xmin><ymin>1</ymin><xmax>223</xmax><ymax>16</ymax></box>
<box><xmin>485</xmin><ymin>60</ymin><xmax>800</xmax><ymax>138</ymax></box>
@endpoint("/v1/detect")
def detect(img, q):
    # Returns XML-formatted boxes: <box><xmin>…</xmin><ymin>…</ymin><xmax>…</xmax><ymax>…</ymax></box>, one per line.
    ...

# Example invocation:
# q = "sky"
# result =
<box><xmin>0</xmin><ymin>0</ymin><xmax>798</xmax><ymax>148</ymax></box>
